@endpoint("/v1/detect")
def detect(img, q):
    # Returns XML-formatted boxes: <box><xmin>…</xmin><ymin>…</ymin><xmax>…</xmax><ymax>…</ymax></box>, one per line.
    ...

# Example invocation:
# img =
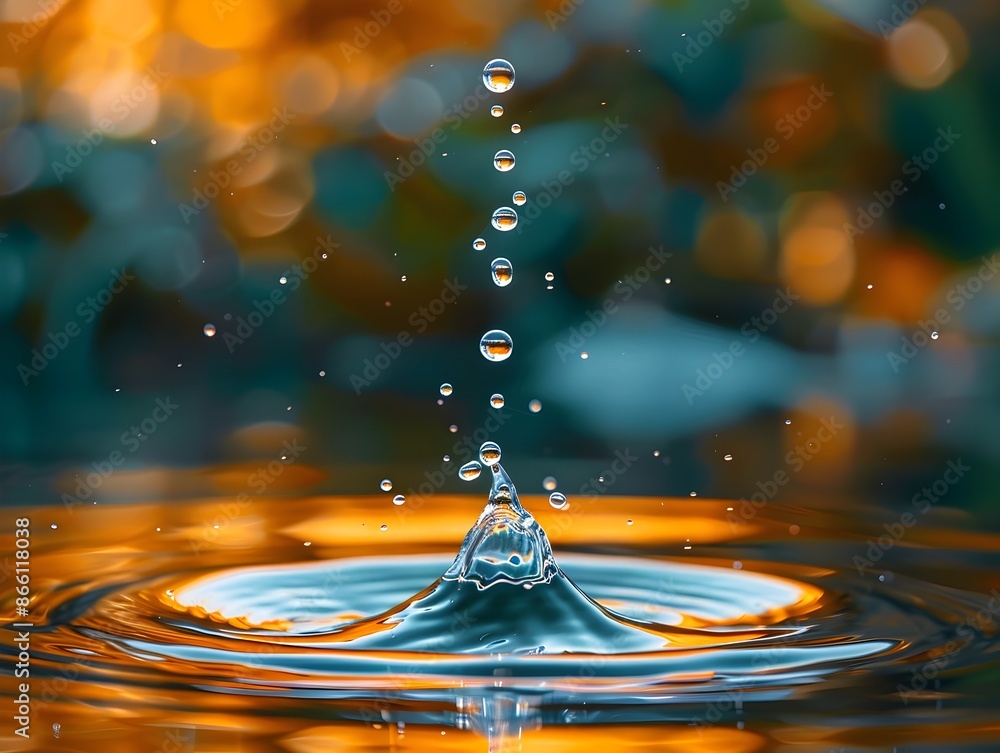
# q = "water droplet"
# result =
<box><xmin>511</xmin><ymin>123</ymin><xmax>521</xmax><ymax>134</ymax></box>
<box><xmin>479</xmin><ymin>441</ymin><xmax>501</xmax><ymax>466</ymax></box>
<box><xmin>483</xmin><ymin>58</ymin><xmax>515</xmax><ymax>93</ymax></box>
<box><xmin>473</xmin><ymin>237</ymin><xmax>486</xmax><ymax>251</ymax></box>
<box><xmin>479</xmin><ymin>329</ymin><xmax>513</xmax><ymax>361</ymax></box>
<box><xmin>529</xmin><ymin>399</ymin><xmax>541</xmax><ymax>413</ymax></box>
<box><xmin>380</xmin><ymin>479</ymin><xmax>392</xmax><ymax>491</ymax></box>
<box><xmin>50</xmin><ymin>523</ymin><xmax>57</xmax><ymax>529</ymax></box>
<box><xmin>653</xmin><ymin>450</ymin><xmax>660</xmax><ymax>457</ymax></box>
<box><xmin>319</xmin><ymin>370</ymin><xmax>326</xmax><ymax>376</ymax></box>
<box><xmin>380</xmin><ymin>524</ymin><xmax>388</xmax><ymax>531</ymax></box>
<box><xmin>150</xmin><ymin>138</ymin><xmax>157</xmax><ymax>145</ymax></box>
<box><xmin>580</xmin><ymin>352</ymin><xmax>588</xmax><ymax>359</ymax></box>
<box><xmin>491</xmin><ymin>257</ymin><xmax>513</xmax><ymax>287</ymax></box>
<box><xmin>491</xmin><ymin>104</ymin><xmax>504</xmax><ymax>117</ymax></box>
<box><xmin>939</xmin><ymin>203</ymin><xmax>945</xmax><ymax>209</ymax></box>
<box><xmin>543</xmin><ymin>476</ymin><xmax>557</xmax><ymax>491</ymax></box>
<box><xmin>401</xmin><ymin>275</ymin><xmax>407</xmax><ymax>282</ymax></box>
<box><xmin>549</xmin><ymin>491</ymin><xmax>567</xmax><ymax>509</ymax></box>
<box><xmin>52</xmin><ymin>723</ymin><xmax>60</xmax><ymax>738</ymax></box>
<box><xmin>449</xmin><ymin>424</ymin><xmax>458</xmax><ymax>433</ymax></box>
<box><xmin>443</xmin><ymin>454</ymin><xmax>450</xmax><ymax>461</ymax></box>
<box><xmin>867</xmin><ymin>283</ymin><xmax>874</xmax><ymax>289</ymax></box>
<box><xmin>440</xmin><ymin>383</ymin><xmax>453</xmax><ymax>396</ymax></box>
<box><xmin>393</xmin><ymin>494</ymin><xmax>405</xmax><ymax>506</ymax></box>
<box><xmin>789</xmin><ymin>524</ymin><xmax>800</xmax><ymax>535</ymax></box>
<box><xmin>627</xmin><ymin>519</ymin><xmax>634</xmax><ymax>526</ymax></box>
<box><xmin>279</xmin><ymin>276</ymin><xmax>287</xmax><ymax>284</ymax></box>
<box><xmin>931</xmin><ymin>331</ymin><xmax>939</xmax><ymax>340</ymax></box>
<box><xmin>664</xmin><ymin>277</ymin><xmax>671</xmax><ymax>284</ymax></box>
<box><xmin>459</xmin><ymin>461</ymin><xmax>483</xmax><ymax>480</ymax></box>
<box><xmin>785</xmin><ymin>419</ymin><xmax>792</xmax><ymax>425</ymax></box>
<box><xmin>203</xmin><ymin>323</ymin><xmax>216</xmax><ymax>337</ymax></box>
<box><xmin>491</xmin><ymin>207</ymin><xmax>518</xmax><ymax>231</ymax></box>
<box><xmin>493</xmin><ymin>150</ymin><xmax>515</xmax><ymax>172</ymax></box>
<box><xmin>544</xmin><ymin>272</ymin><xmax>554</xmax><ymax>281</ymax></box>
<box><xmin>490</xmin><ymin>393</ymin><xmax>505</xmax><ymax>408</ymax></box>
<box><xmin>724</xmin><ymin>454</ymin><xmax>733</xmax><ymax>461</ymax></box>
<box><xmin>512</xmin><ymin>191</ymin><xmax>526</xmax><ymax>206</ymax></box>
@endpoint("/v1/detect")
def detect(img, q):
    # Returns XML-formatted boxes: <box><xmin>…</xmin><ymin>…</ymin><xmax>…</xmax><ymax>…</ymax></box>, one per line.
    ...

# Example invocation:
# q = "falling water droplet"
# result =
<box><xmin>459</xmin><ymin>461</ymin><xmax>483</xmax><ymax>480</ymax></box>
<box><xmin>580</xmin><ymin>352</ymin><xmax>589</xmax><ymax>359</ymax></box>
<box><xmin>543</xmin><ymin>476</ymin><xmax>557</xmax><ymax>491</ymax></box>
<box><xmin>785</xmin><ymin>419</ymin><xmax>792</xmax><ymax>425</ymax></box>
<box><xmin>52</xmin><ymin>723</ymin><xmax>60</xmax><ymax>738</ymax></box>
<box><xmin>664</xmin><ymin>277</ymin><xmax>671</xmax><ymax>284</ymax></box>
<box><xmin>440</xmin><ymin>383</ymin><xmax>453</xmax><ymax>396</ymax></box>
<box><xmin>490</xmin><ymin>104</ymin><xmax>504</xmax><ymax>117</ymax></box>
<box><xmin>512</xmin><ymin>191</ymin><xmax>526</xmax><ymax>206</ymax></box>
<box><xmin>529</xmin><ymin>399</ymin><xmax>542</xmax><ymax>413</ymax></box>
<box><xmin>491</xmin><ymin>207</ymin><xmax>518</xmax><ymax>231</ymax></box>
<box><xmin>931</xmin><ymin>331</ymin><xmax>939</xmax><ymax>340</ymax></box>
<box><xmin>511</xmin><ymin>123</ymin><xmax>521</xmax><ymax>134</ymax></box>
<box><xmin>724</xmin><ymin>454</ymin><xmax>733</xmax><ymax>461</ymax></box>
<box><xmin>203</xmin><ymin>323</ymin><xmax>216</xmax><ymax>337</ymax></box>
<box><xmin>449</xmin><ymin>424</ymin><xmax>458</xmax><ymax>433</ymax></box>
<box><xmin>473</xmin><ymin>237</ymin><xmax>486</xmax><ymax>251</ymax></box>
<box><xmin>279</xmin><ymin>276</ymin><xmax>287</xmax><ymax>285</ymax></box>
<box><xmin>493</xmin><ymin>150</ymin><xmax>515</xmax><ymax>172</ymax></box>
<box><xmin>380</xmin><ymin>524</ymin><xmax>388</xmax><ymax>531</ymax></box>
<box><xmin>380</xmin><ymin>479</ymin><xmax>392</xmax><ymax>491</ymax></box>
<box><xmin>393</xmin><ymin>494</ymin><xmax>406</xmax><ymax>506</ymax></box>
<box><xmin>490</xmin><ymin>393</ymin><xmax>505</xmax><ymax>408</ymax></box>
<box><xmin>491</xmin><ymin>257</ymin><xmax>513</xmax><ymax>287</ymax></box>
<box><xmin>479</xmin><ymin>329</ymin><xmax>513</xmax><ymax>361</ymax></box>
<box><xmin>483</xmin><ymin>58</ymin><xmax>515</xmax><ymax>93</ymax></box>
<box><xmin>544</xmin><ymin>272</ymin><xmax>554</xmax><ymax>281</ymax></box>
<box><xmin>549</xmin><ymin>491</ymin><xmax>567</xmax><ymax>509</ymax></box>
<box><xmin>401</xmin><ymin>275</ymin><xmax>407</xmax><ymax>282</ymax></box>
<box><xmin>479</xmin><ymin>441</ymin><xmax>501</xmax><ymax>466</ymax></box>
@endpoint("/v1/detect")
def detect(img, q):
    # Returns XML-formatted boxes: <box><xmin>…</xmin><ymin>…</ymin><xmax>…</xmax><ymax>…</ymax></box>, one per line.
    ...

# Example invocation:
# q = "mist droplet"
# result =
<box><xmin>203</xmin><ymin>323</ymin><xmax>216</xmax><ymax>337</ymax></box>
<box><xmin>479</xmin><ymin>329</ymin><xmax>513</xmax><ymax>361</ymax></box>
<box><xmin>380</xmin><ymin>479</ymin><xmax>392</xmax><ymax>491</ymax></box>
<box><xmin>544</xmin><ymin>272</ymin><xmax>554</xmax><ymax>281</ymax></box>
<box><xmin>491</xmin><ymin>207</ymin><xmax>518</xmax><ymax>231</ymax></box>
<box><xmin>491</xmin><ymin>104</ymin><xmax>504</xmax><ymax>117</ymax></box>
<box><xmin>393</xmin><ymin>494</ymin><xmax>405</xmax><ymax>506</ymax></box>
<box><xmin>549</xmin><ymin>491</ymin><xmax>567</xmax><ymax>509</ymax></box>
<box><xmin>479</xmin><ymin>441</ymin><xmax>501</xmax><ymax>466</ymax></box>
<box><xmin>493</xmin><ymin>150</ymin><xmax>515</xmax><ymax>172</ymax></box>
<box><xmin>440</xmin><ymin>383</ymin><xmax>453</xmax><ymax>396</ymax></box>
<box><xmin>483</xmin><ymin>58</ymin><xmax>515</xmax><ymax>93</ymax></box>
<box><xmin>511</xmin><ymin>123</ymin><xmax>521</xmax><ymax>134</ymax></box>
<box><xmin>491</xmin><ymin>257</ymin><xmax>513</xmax><ymax>287</ymax></box>
<box><xmin>490</xmin><ymin>393</ymin><xmax>505</xmax><ymax>408</ymax></box>
<box><xmin>459</xmin><ymin>460</ymin><xmax>483</xmax><ymax>480</ymax></box>
<box><xmin>543</xmin><ymin>476</ymin><xmax>557</xmax><ymax>491</ymax></box>
<box><xmin>529</xmin><ymin>399</ymin><xmax>541</xmax><ymax>413</ymax></box>
<box><xmin>512</xmin><ymin>191</ymin><xmax>526</xmax><ymax>206</ymax></box>
<box><xmin>473</xmin><ymin>237</ymin><xmax>486</xmax><ymax>251</ymax></box>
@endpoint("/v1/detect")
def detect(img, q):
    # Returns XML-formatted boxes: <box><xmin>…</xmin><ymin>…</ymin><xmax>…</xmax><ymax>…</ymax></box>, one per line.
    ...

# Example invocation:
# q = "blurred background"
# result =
<box><xmin>1</xmin><ymin>0</ymin><xmax>998</xmax><ymax>525</ymax></box>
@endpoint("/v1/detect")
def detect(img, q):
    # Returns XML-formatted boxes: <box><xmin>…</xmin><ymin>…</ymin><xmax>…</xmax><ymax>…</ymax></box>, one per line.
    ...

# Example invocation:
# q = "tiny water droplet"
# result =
<box><xmin>724</xmin><ymin>454</ymin><xmax>733</xmax><ymax>461</ymax></box>
<box><xmin>511</xmin><ymin>123</ymin><xmax>521</xmax><ymax>134</ymax></box>
<box><xmin>785</xmin><ymin>419</ymin><xmax>792</xmax><ymax>425</ymax></box>
<box><xmin>512</xmin><ymin>191</ymin><xmax>526</xmax><ymax>206</ymax></box>
<box><xmin>440</xmin><ymin>383</ymin><xmax>453</xmax><ymax>396</ymax></box>
<box><xmin>203</xmin><ymin>323</ymin><xmax>216</xmax><ymax>337</ymax></box>
<box><xmin>490</xmin><ymin>393</ymin><xmax>505</xmax><ymax>408</ymax></box>
<box><xmin>939</xmin><ymin>203</ymin><xmax>945</xmax><ymax>209</ymax></box>
<box><xmin>491</xmin><ymin>207</ymin><xmax>518</xmax><ymax>231</ymax></box>
<box><xmin>279</xmin><ymin>276</ymin><xmax>287</xmax><ymax>284</ymax></box>
<box><xmin>52</xmin><ymin>723</ymin><xmax>60</xmax><ymax>738</ymax></box>
<box><xmin>664</xmin><ymin>277</ymin><xmax>671</xmax><ymax>284</ymax></box>
<box><xmin>867</xmin><ymin>284</ymin><xmax>874</xmax><ymax>289</ymax></box>
<box><xmin>393</xmin><ymin>494</ymin><xmax>405</xmax><ymax>506</ymax></box>
<box><xmin>549</xmin><ymin>491</ymin><xmax>567</xmax><ymax>509</ymax></box>
<box><xmin>380</xmin><ymin>479</ymin><xmax>392</xmax><ymax>491</ymax></box>
<box><xmin>491</xmin><ymin>104</ymin><xmax>504</xmax><ymax>117</ymax></box>
<box><xmin>443</xmin><ymin>454</ymin><xmax>450</xmax><ymax>461</ymax></box>
<box><xmin>50</xmin><ymin>523</ymin><xmax>57</xmax><ymax>529</ymax></box>
<box><xmin>543</xmin><ymin>476</ymin><xmax>557</xmax><ymax>491</ymax></box>
<box><xmin>483</xmin><ymin>58</ymin><xmax>515</xmax><ymax>93</ymax></box>
<box><xmin>580</xmin><ymin>352</ymin><xmax>588</xmax><ymax>359</ymax></box>
<box><xmin>473</xmin><ymin>237</ymin><xmax>486</xmax><ymax>251</ymax></box>
<box><xmin>653</xmin><ymin>450</ymin><xmax>660</xmax><ymax>457</ymax></box>
<box><xmin>401</xmin><ymin>275</ymin><xmax>407</xmax><ymax>282</ymax></box>
<box><xmin>479</xmin><ymin>441</ymin><xmax>501</xmax><ymax>466</ymax></box>
<box><xmin>479</xmin><ymin>329</ymin><xmax>513</xmax><ymax>361</ymax></box>
<box><xmin>529</xmin><ymin>399</ymin><xmax>541</xmax><ymax>413</ymax></box>
<box><xmin>459</xmin><ymin>461</ymin><xmax>483</xmax><ymax>480</ymax></box>
<box><xmin>491</xmin><ymin>257</ymin><xmax>513</xmax><ymax>287</ymax></box>
<box><xmin>493</xmin><ymin>150</ymin><xmax>515</xmax><ymax>172</ymax></box>
<box><xmin>319</xmin><ymin>370</ymin><xmax>326</xmax><ymax>376</ymax></box>
<box><xmin>627</xmin><ymin>519</ymin><xmax>634</xmax><ymax>526</ymax></box>
<box><xmin>449</xmin><ymin>424</ymin><xmax>458</xmax><ymax>433</ymax></box>
<box><xmin>380</xmin><ymin>524</ymin><xmax>388</xmax><ymax>531</ymax></box>
<box><xmin>544</xmin><ymin>272</ymin><xmax>554</xmax><ymax>281</ymax></box>
<box><xmin>931</xmin><ymin>331</ymin><xmax>939</xmax><ymax>340</ymax></box>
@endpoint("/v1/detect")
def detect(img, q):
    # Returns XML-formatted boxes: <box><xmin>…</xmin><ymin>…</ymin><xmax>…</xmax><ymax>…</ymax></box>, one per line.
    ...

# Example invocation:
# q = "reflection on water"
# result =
<box><xmin>2</xmin><ymin>462</ymin><xmax>999</xmax><ymax>752</ymax></box>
